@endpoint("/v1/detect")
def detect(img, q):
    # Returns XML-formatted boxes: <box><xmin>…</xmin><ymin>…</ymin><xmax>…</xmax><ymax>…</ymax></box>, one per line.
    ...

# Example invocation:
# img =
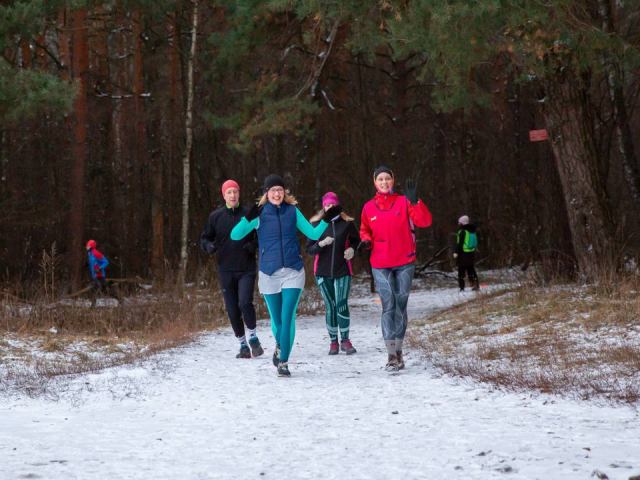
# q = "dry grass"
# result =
<box><xmin>410</xmin><ymin>278</ymin><xmax>640</xmax><ymax>405</ymax></box>
<box><xmin>0</xmin><ymin>279</ymin><xmax>227</xmax><ymax>400</ymax></box>
<box><xmin>1</xmin><ymin>268</ymin><xmax>325</xmax><ymax>400</ymax></box>
<box><xmin>0</xmin><ymin>344</ymin><xmax>174</xmax><ymax>404</ymax></box>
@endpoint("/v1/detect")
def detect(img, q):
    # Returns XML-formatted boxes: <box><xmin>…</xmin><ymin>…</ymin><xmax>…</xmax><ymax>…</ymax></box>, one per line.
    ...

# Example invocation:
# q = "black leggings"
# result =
<box><xmin>458</xmin><ymin>266</ymin><xmax>478</xmax><ymax>289</ymax></box>
<box><xmin>219</xmin><ymin>271</ymin><xmax>257</xmax><ymax>338</ymax></box>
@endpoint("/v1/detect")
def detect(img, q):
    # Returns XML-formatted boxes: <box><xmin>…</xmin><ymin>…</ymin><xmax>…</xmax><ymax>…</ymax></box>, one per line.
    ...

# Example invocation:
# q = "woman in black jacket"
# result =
<box><xmin>305</xmin><ymin>192</ymin><xmax>361</xmax><ymax>355</ymax></box>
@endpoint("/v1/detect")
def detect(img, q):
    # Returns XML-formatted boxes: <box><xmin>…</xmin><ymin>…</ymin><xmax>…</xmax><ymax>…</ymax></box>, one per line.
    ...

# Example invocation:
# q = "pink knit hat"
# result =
<box><xmin>221</xmin><ymin>179</ymin><xmax>240</xmax><ymax>196</ymax></box>
<box><xmin>458</xmin><ymin>215</ymin><xmax>469</xmax><ymax>225</ymax></box>
<box><xmin>322</xmin><ymin>192</ymin><xmax>340</xmax><ymax>208</ymax></box>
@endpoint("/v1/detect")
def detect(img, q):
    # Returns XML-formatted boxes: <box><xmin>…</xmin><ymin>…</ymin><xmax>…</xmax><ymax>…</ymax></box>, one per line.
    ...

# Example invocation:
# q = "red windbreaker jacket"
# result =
<box><xmin>360</xmin><ymin>192</ymin><xmax>432</xmax><ymax>269</ymax></box>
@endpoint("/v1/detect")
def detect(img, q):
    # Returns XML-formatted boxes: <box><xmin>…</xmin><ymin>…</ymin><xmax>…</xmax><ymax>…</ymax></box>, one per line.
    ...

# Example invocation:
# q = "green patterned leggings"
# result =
<box><xmin>315</xmin><ymin>275</ymin><xmax>352</xmax><ymax>342</ymax></box>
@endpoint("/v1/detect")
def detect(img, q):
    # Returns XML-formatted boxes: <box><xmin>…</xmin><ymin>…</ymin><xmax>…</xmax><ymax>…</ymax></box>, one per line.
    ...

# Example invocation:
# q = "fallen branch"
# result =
<box><xmin>62</xmin><ymin>278</ymin><xmax>151</xmax><ymax>299</ymax></box>
<box><xmin>416</xmin><ymin>270</ymin><xmax>457</xmax><ymax>279</ymax></box>
<box><xmin>416</xmin><ymin>245</ymin><xmax>451</xmax><ymax>275</ymax></box>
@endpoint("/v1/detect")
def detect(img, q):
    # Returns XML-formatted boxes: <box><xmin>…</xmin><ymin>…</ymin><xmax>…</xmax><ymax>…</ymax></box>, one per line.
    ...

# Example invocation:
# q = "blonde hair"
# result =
<box><xmin>258</xmin><ymin>189</ymin><xmax>298</xmax><ymax>206</ymax></box>
<box><xmin>310</xmin><ymin>209</ymin><xmax>354</xmax><ymax>223</ymax></box>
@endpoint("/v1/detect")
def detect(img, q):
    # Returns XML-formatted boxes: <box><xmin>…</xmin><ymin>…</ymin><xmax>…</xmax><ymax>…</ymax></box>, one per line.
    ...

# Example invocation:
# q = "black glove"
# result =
<box><xmin>245</xmin><ymin>204</ymin><xmax>263</xmax><ymax>222</ymax></box>
<box><xmin>243</xmin><ymin>242</ymin><xmax>256</xmax><ymax>254</ymax></box>
<box><xmin>358</xmin><ymin>240</ymin><xmax>372</xmax><ymax>252</ymax></box>
<box><xmin>322</xmin><ymin>205</ymin><xmax>342</xmax><ymax>222</ymax></box>
<box><xmin>206</xmin><ymin>242</ymin><xmax>216</xmax><ymax>255</ymax></box>
<box><xmin>405</xmin><ymin>179</ymin><xmax>419</xmax><ymax>205</ymax></box>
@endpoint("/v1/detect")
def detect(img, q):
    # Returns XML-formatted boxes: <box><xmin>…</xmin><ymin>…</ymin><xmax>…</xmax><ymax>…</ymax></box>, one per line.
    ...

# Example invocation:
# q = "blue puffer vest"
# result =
<box><xmin>257</xmin><ymin>202</ymin><xmax>303</xmax><ymax>275</ymax></box>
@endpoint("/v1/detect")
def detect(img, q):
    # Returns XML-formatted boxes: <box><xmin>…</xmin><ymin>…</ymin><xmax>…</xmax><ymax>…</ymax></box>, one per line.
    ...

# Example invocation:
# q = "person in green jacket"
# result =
<box><xmin>454</xmin><ymin>215</ymin><xmax>479</xmax><ymax>291</ymax></box>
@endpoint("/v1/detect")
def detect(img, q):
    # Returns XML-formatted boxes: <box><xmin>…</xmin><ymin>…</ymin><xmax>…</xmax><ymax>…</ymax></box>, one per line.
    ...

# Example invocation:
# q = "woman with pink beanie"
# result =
<box><xmin>305</xmin><ymin>192</ymin><xmax>361</xmax><ymax>355</ymax></box>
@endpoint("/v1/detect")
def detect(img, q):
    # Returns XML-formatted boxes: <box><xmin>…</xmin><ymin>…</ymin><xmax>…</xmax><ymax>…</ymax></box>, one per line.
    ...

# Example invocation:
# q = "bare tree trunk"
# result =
<box><xmin>157</xmin><ymin>13</ymin><xmax>180</xmax><ymax>274</ymax></box>
<box><xmin>109</xmin><ymin>11</ymin><xmax>129</xmax><ymax>269</ymax></box>
<box><xmin>598</xmin><ymin>0</ymin><xmax>640</xmax><ymax>204</ymax></box>
<box><xmin>179</xmin><ymin>0</ymin><xmax>199</xmax><ymax>280</ymax></box>
<box><xmin>57</xmin><ymin>11</ymin><xmax>71</xmax><ymax>83</ymax></box>
<box><xmin>69</xmin><ymin>8</ymin><xmax>89</xmax><ymax>286</ymax></box>
<box><xmin>35</xmin><ymin>32</ymin><xmax>47</xmax><ymax>68</ymax></box>
<box><xmin>542</xmin><ymin>78</ymin><xmax>615</xmax><ymax>281</ymax></box>
<box><xmin>166</xmin><ymin>12</ymin><xmax>181</xmax><ymax>263</ymax></box>
<box><xmin>21</xmin><ymin>40</ymin><xmax>32</xmax><ymax>68</ymax></box>
<box><xmin>133</xmin><ymin>9</ymin><xmax>148</xmax><ymax>275</ymax></box>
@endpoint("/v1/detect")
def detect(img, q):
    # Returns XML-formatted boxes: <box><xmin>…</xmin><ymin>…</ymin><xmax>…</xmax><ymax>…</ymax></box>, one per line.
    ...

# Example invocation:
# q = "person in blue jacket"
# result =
<box><xmin>86</xmin><ymin>239</ymin><xmax>109</xmax><ymax>294</ymax></box>
<box><xmin>231</xmin><ymin>174</ymin><xmax>340</xmax><ymax>377</ymax></box>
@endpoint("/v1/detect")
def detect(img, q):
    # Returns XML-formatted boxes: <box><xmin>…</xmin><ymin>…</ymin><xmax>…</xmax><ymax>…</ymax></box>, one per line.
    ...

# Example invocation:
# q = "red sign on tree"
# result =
<box><xmin>529</xmin><ymin>129</ymin><xmax>549</xmax><ymax>142</ymax></box>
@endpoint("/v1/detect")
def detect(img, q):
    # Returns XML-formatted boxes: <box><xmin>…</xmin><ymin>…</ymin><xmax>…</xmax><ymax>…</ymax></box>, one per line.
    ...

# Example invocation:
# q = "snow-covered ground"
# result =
<box><xmin>2</xmin><ymin>285</ymin><xmax>640</xmax><ymax>479</ymax></box>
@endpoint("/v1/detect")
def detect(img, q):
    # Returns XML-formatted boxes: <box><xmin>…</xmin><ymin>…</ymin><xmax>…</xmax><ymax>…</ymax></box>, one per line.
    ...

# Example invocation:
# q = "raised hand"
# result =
<box><xmin>322</xmin><ymin>205</ymin><xmax>342</xmax><ymax>222</ymax></box>
<box><xmin>405</xmin><ymin>179</ymin><xmax>419</xmax><ymax>205</ymax></box>
<box><xmin>245</xmin><ymin>204</ymin><xmax>263</xmax><ymax>222</ymax></box>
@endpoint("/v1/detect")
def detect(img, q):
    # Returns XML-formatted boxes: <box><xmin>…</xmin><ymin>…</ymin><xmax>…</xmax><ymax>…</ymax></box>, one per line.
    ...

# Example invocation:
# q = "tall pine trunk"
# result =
<box><xmin>109</xmin><ymin>11</ymin><xmax>129</xmax><ymax>269</ymax></box>
<box><xmin>69</xmin><ymin>8</ymin><xmax>89</xmax><ymax>286</ymax></box>
<box><xmin>542</xmin><ymin>77</ymin><xmax>615</xmax><ymax>281</ymax></box>
<box><xmin>598</xmin><ymin>0</ymin><xmax>640</xmax><ymax>205</ymax></box>
<box><xmin>133</xmin><ymin>9</ymin><xmax>148</xmax><ymax>275</ymax></box>
<box><xmin>180</xmin><ymin>0</ymin><xmax>199</xmax><ymax>280</ymax></box>
<box><xmin>155</xmin><ymin>13</ymin><xmax>181</xmax><ymax>279</ymax></box>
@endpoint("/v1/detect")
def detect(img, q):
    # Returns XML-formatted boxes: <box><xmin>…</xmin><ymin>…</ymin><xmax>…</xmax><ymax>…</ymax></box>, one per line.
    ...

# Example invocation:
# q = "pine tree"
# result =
<box><xmin>0</xmin><ymin>1</ymin><xmax>75</xmax><ymax>122</ymax></box>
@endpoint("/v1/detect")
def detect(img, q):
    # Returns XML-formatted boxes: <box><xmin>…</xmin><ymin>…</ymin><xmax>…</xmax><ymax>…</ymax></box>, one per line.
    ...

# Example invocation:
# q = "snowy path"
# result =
<box><xmin>2</xmin><ymin>287</ymin><xmax>640</xmax><ymax>480</ymax></box>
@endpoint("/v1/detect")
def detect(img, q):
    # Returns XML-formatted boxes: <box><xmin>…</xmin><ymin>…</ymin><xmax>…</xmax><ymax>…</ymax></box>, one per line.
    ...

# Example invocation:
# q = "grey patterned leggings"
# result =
<box><xmin>371</xmin><ymin>263</ymin><xmax>415</xmax><ymax>342</ymax></box>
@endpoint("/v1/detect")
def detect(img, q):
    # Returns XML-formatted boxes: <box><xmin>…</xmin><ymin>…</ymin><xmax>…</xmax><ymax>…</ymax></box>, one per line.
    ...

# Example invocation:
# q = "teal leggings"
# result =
<box><xmin>263</xmin><ymin>288</ymin><xmax>302</xmax><ymax>362</ymax></box>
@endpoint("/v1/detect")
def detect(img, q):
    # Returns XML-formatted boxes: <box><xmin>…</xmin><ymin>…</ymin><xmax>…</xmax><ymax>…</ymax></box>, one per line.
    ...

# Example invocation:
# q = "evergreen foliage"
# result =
<box><xmin>0</xmin><ymin>0</ymin><xmax>76</xmax><ymax>122</ymax></box>
<box><xmin>0</xmin><ymin>59</ymin><xmax>76</xmax><ymax>121</ymax></box>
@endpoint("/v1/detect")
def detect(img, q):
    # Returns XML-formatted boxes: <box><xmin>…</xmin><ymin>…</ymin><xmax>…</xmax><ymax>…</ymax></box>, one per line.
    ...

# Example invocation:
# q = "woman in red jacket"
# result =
<box><xmin>359</xmin><ymin>166</ymin><xmax>432</xmax><ymax>371</ymax></box>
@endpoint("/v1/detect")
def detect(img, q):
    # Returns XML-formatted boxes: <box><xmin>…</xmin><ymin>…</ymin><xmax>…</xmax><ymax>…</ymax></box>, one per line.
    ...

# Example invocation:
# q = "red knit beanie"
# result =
<box><xmin>221</xmin><ymin>180</ymin><xmax>240</xmax><ymax>196</ymax></box>
<box><xmin>86</xmin><ymin>239</ymin><xmax>97</xmax><ymax>249</ymax></box>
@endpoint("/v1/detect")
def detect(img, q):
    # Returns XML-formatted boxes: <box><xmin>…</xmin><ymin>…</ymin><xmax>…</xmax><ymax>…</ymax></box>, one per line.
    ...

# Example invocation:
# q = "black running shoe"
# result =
<box><xmin>236</xmin><ymin>344</ymin><xmax>251</xmax><ymax>359</ymax></box>
<box><xmin>272</xmin><ymin>344</ymin><xmax>281</xmax><ymax>366</ymax></box>
<box><xmin>249</xmin><ymin>337</ymin><xmax>264</xmax><ymax>358</ymax></box>
<box><xmin>277</xmin><ymin>361</ymin><xmax>291</xmax><ymax>377</ymax></box>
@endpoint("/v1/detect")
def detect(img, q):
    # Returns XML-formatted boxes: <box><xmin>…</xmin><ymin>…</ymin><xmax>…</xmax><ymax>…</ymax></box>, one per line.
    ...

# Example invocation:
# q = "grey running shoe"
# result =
<box><xmin>249</xmin><ymin>337</ymin><xmax>264</xmax><ymax>357</ymax></box>
<box><xmin>277</xmin><ymin>361</ymin><xmax>291</xmax><ymax>377</ymax></box>
<box><xmin>340</xmin><ymin>339</ymin><xmax>357</xmax><ymax>355</ymax></box>
<box><xmin>236</xmin><ymin>344</ymin><xmax>251</xmax><ymax>359</ymax></box>
<box><xmin>272</xmin><ymin>344</ymin><xmax>281</xmax><ymax>366</ymax></box>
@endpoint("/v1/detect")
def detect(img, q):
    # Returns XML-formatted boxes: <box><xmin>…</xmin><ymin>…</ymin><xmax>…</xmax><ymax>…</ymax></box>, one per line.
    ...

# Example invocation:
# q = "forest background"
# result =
<box><xmin>2</xmin><ymin>0</ymin><xmax>640</xmax><ymax>290</ymax></box>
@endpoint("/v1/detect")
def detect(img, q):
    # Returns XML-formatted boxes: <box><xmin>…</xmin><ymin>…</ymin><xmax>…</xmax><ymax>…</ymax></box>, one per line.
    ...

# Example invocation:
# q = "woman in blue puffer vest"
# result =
<box><xmin>231</xmin><ymin>174</ymin><xmax>341</xmax><ymax>377</ymax></box>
